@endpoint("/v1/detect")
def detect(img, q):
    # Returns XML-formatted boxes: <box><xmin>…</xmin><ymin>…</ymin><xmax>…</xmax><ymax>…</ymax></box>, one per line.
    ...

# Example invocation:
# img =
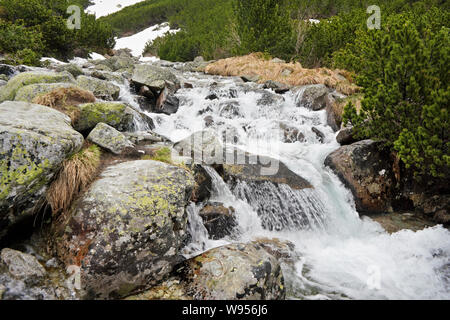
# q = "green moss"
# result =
<box><xmin>0</xmin><ymin>71</ymin><xmax>74</xmax><ymax>102</ymax></box>
<box><xmin>75</xmin><ymin>102</ymin><xmax>128</xmax><ymax>131</ymax></box>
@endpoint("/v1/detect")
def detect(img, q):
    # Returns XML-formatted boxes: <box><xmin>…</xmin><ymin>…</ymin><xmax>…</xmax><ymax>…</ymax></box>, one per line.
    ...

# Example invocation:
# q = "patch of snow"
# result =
<box><xmin>114</xmin><ymin>23</ymin><xmax>179</xmax><ymax>57</ymax></box>
<box><xmin>308</xmin><ymin>19</ymin><xmax>321</xmax><ymax>24</ymax></box>
<box><xmin>89</xmin><ymin>52</ymin><xmax>106</xmax><ymax>60</ymax></box>
<box><xmin>86</xmin><ymin>0</ymin><xmax>147</xmax><ymax>18</ymax></box>
<box><xmin>40</xmin><ymin>57</ymin><xmax>66</xmax><ymax>65</ymax></box>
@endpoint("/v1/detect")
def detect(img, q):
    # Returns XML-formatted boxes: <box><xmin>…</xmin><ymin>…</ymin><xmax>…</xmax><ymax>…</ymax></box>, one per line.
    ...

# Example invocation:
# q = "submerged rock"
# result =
<box><xmin>0</xmin><ymin>71</ymin><xmax>75</xmax><ymax>102</ymax></box>
<box><xmin>199</xmin><ymin>202</ymin><xmax>237</xmax><ymax>240</ymax></box>
<box><xmin>0</xmin><ymin>101</ymin><xmax>84</xmax><ymax>240</ymax></box>
<box><xmin>52</xmin><ymin>160</ymin><xmax>195</xmax><ymax>299</ymax></box>
<box><xmin>76</xmin><ymin>75</ymin><xmax>120</xmax><ymax>101</ymax></box>
<box><xmin>325</xmin><ymin>140</ymin><xmax>396</xmax><ymax>214</ymax></box>
<box><xmin>87</xmin><ymin>123</ymin><xmax>136</xmax><ymax>155</ymax></box>
<box><xmin>74</xmin><ymin>102</ymin><xmax>136</xmax><ymax>133</ymax></box>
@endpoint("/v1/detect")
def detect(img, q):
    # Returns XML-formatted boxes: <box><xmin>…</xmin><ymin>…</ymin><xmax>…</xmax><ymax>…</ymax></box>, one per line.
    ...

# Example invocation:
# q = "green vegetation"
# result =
<box><xmin>0</xmin><ymin>0</ymin><xmax>114</xmax><ymax>65</ymax></box>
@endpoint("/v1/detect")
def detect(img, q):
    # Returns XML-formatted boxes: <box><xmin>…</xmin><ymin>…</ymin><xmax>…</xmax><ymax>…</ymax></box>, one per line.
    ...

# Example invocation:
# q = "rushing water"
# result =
<box><xmin>121</xmin><ymin>68</ymin><xmax>450</xmax><ymax>299</ymax></box>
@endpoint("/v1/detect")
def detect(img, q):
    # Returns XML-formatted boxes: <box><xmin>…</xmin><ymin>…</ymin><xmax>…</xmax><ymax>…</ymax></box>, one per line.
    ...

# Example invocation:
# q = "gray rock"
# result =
<box><xmin>76</xmin><ymin>75</ymin><xmax>120</xmax><ymax>101</ymax></box>
<box><xmin>53</xmin><ymin>160</ymin><xmax>195</xmax><ymax>299</ymax></box>
<box><xmin>174</xmin><ymin>242</ymin><xmax>285</xmax><ymax>300</ymax></box>
<box><xmin>155</xmin><ymin>87</ymin><xmax>180</xmax><ymax>115</ymax></box>
<box><xmin>87</xmin><ymin>123</ymin><xmax>136</xmax><ymax>155</ymax></box>
<box><xmin>131</xmin><ymin>64</ymin><xmax>178</xmax><ymax>92</ymax></box>
<box><xmin>295</xmin><ymin>84</ymin><xmax>330</xmax><ymax>110</ymax></box>
<box><xmin>55</xmin><ymin>64</ymin><xmax>84</xmax><ymax>78</ymax></box>
<box><xmin>241</xmin><ymin>74</ymin><xmax>260</xmax><ymax>83</ymax></box>
<box><xmin>0</xmin><ymin>249</ymin><xmax>46</xmax><ymax>285</ymax></box>
<box><xmin>0</xmin><ymin>101</ymin><xmax>84</xmax><ymax>240</ymax></box>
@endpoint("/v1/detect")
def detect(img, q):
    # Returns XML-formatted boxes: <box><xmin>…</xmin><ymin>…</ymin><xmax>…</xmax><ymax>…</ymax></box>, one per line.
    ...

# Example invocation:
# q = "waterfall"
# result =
<box><xmin>117</xmin><ymin>64</ymin><xmax>450</xmax><ymax>299</ymax></box>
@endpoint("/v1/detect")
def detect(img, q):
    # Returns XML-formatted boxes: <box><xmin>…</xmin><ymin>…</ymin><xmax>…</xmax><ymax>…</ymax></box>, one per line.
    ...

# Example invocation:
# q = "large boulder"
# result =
<box><xmin>87</xmin><ymin>123</ymin><xmax>136</xmax><ymax>155</ymax></box>
<box><xmin>52</xmin><ymin>160</ymin><xmax>195</xmax><ymax>299</ymax></box>
<box><xmin>0</xmin><ymin>71</ymin><xmax>75</xmax><ymax>102</ymax></box>
<box><xmin>76</xmin><ymin>75</ymin><xmax>120</xmax><ymax>101</ymax></box>
<box><xmin>0</xmin><ymin>101</ymin><xmax>84</xmax><ymax>240</ymax></box>
<box><xmin>153</xmin><ymin>242</ymin><xmax>285</xmax><ymax>300</ymax></box>
<box><xmin>294</xmin><ymin>84</ymin><xmax>330</xmax><ymax>111</ymax></box>
<box><xmin>74</xmin><ymin>102</ymin><xmax>136</xmax><ymax>133</ymax></box>
<box><xmin>325</xmin><ymin>140</ymin><xmax>396</xmax><ymax>214</ymax></box>
<box><xmin>131</xmin><ymin>64</ymin><xmax>178</xmax><ymax>93</ymax></box>
<box><xmin>14</xmin><ymin>83</ymin><xmax>82</xmax><ymax>102</ymax></box>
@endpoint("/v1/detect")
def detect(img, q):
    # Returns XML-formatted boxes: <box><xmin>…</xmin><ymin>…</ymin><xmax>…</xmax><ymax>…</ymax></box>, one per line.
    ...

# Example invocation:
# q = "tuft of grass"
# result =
<box><xmin>205</xmin><ymin>53</ymin><xmax>360</xmax><ymax>95</ymax></box>
<box><xmin>46</xmin><ymin>144</ymin><xmax>101</xmax><ymax>217</ymax></box>
<box><xmin>32</xmin><ymin>87</ymin><xmax>96</xmax><ymax>124</ymax></box>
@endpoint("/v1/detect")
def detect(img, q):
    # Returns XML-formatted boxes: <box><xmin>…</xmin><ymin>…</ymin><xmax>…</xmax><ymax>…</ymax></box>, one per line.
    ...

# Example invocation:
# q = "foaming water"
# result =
<box><xmin>137</xmin><ymin>68</ymin><xmax>450</xmax><ymax>299</ymax></box>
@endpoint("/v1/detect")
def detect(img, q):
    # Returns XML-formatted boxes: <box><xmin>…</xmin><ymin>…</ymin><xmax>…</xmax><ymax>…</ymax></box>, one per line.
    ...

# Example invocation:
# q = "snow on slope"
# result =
<box><xmin>86</xmin><ymin>0</ymin><xmax>147</xmax><ymax>18</ymax></box>
<box><xmin>114</xmin><ymin>23</ymin><xmax>179</xmax><ymax>58</ymax></box>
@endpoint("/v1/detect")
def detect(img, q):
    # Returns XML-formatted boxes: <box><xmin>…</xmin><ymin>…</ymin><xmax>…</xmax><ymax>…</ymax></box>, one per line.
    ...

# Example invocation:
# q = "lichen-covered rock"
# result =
<box><xmin>95</xmin><ymin>55</ymin><xmax>136</xmax><ymax>72</ymax></box>
<box><xmin>294</xmin><ymin>84</ymin><xmax>330</xmax><ymax>111</ymax></box>
<box><xmin>0</xmin><ymin>101</ymin><xmax>84</xmax><ymax>240</ymax></box>
<box><xmin>131</xmin><ymin>64</ymin><xmax>179</xmax><ymax>92</ymax></box>
<box><xmin>76</xmin><ymin>75</ymin><xmax>120</xmax><ymax>101</ymax></box>
<box><xmin>74</xmin><ymin>102</ymin><xmax>136</xmax><ymax>133</ymax></box>
<box><xmin>174</xmin><ymin>242</ymin><xmax>285</xmax><ymax>300</ymax></box>
<box><xmin>87</xmin><ymin>123</ymin><xmax>136</xmax><ymax>155</ymax></box>
<box><xmin>14</xmin><ymin>83</ymin><xmax>82</xmax><ymax>102</ymax></box>
<box><xmin>55</xmin><ymin>64</ymin><xmax>84</xmax><ymax>78</ymax></box>
<box><xmin>52</xmin><ymin>160</ymin><xmax>195</xmax><ymax>299</ymax></box>
<box><xmin>0</xmin><ymin>71</ymin><xmax>75</xmax><ymax>102</ymax></box>
<box><xmin>325</xmin><ymin>140</ymin><xmax>396</xmax><ymax>214</ymax></box>
<box><xmin>199</xmin><ymin>202</ymin><xmax>237</xmax><ymax>240</ymax></box>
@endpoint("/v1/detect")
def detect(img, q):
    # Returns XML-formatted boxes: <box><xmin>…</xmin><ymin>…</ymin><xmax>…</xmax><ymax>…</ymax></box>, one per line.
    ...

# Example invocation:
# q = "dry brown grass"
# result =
<box><xmin>32</xmin><ymin>87</ymin><xmax>96</xmax><ymax>123</ymax></box>
<box><xmin>205</xmin><ymin>53</ymin><xmax>360</xmax><ymax>95</ymax></box>
<box><xmin>46</xmin><ymin>143</ymin><xmax>101</xmax><ymax>217</ymax></box>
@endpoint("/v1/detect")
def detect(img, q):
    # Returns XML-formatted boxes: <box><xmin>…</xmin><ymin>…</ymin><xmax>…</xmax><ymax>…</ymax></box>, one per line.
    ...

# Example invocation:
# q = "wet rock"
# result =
<box><xmin>311</xmin><ymin>127</ymin><xmax>325</xmax><ymax>143</ymax></box>
<box><xmin>241</xmin><ymin>74</ymin><xmax>260</xmax><ymax>83</ymax></box>
<box><xmin>173</xmin><ymin>242</ymin><xmax>285</xmax><ymax>300</ymax></box>
<box><xmin>192</xmin><ymin>165</ymin><xmax>212</xmax><ymax>203</ymax></box>
<box><xmin>155</xmin><ymin>87</ymin><xmax>180</xmax><ymax>115</ymax></box>
<box><xmin>263</xmin><ymin>80</ymin><xmax>290</xmax><ymax>94</ymax></box>
<box><xmin>370</xmin><ymin>213</ymin><xmax>437</xmax><ymax>234</ymax></box>
<box><xmin>131</xmin><ymin>64</ymin><xmax>178</xmax><ymax>93</ymax></box>
<box><xmin>219</xmin><ymin>101</ymin><xmax>242</xmax><ymax>119</ymax></box>
<box><xmin>0</xmin><ymin>64</ymin><xmax>17</xmax><ymax>79</ymax></box>
<box><xmin>74</xmin><ymin>102</ymin><xmax>136</xmax><ymax>133</ymax></box>
<box><xmin>257</xmin><ymin>91</ymin><xmax>285</xmax><ymax>106</ymax></box>
<box><xmin>52</xmin><ymin>160</ymin><xmax>195</xmax><ymax>299</ymax></box>
<box><xmin>295</xmin><ymin>84</ymin><xmax>330</xmax><ymax>111</ymax></box>
<box><xmin>87</xmin><ymin>123</ymin><xmax>137</xmax><ymax>155</ymax></box>
<box><xmin>199</xmin><ymin>202</ymin><xmax>237</xmax><ymax>239</ymax></box>
<box><xmin>0</xmin><ymin>71</ymin><xmax>75</xmax><ymax>102</ymax></box>
<box><xmin>325</xmin><ymin>140</ymin><xmax>396</xmax><ymax>214</ymax></box>
<box><xmin>14</xmin><ymin>83</ymin><xmax>82</xmax><ymax>103</ymax></box>
<box><xmin>280</xmin><ymin>123</ymin><xmax>305</xmax><ymax>143</ymax></box>
<box><xmin>138</xmin><ymin>85</ymin><xmax>155</xmax><ymax>99</ymax></box>
<box><xmin>205</xmin><ymin>93</ymin><xmax>218</xmax><ymax>100</ymax></box>
<box><xmin>204</xmin><ymin>115</ymin><xmax>214</xmax><ymax>127</ymax></box>
<box><xmin>0</xmin><ymin>101</ymin><xmax>84</xmax><ymax>240</ymax></box>
<box><xmin>135</xmin><ymin>95</ymin><xmax>155</xmax><ymax>114</ymax></box>
<box><xmin>336</xmin><ymin>127</ymin><xmax>357</xmax><ymax>145</ymax></box>
<box><xmin>76</xmin><ymin>75</ymin><xmax>120</xmax><ymax>101</ymax></box>
<box><xmin>222</xmin><ymin>151</ymin><xmax>312</xmax><ymax>191</ymax></box>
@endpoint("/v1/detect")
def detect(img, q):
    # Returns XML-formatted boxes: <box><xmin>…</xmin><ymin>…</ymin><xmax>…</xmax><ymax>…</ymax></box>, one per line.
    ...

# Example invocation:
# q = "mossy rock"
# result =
<box><xmin>74</xmin><ymin>102</ymin><xmax>136</xmax><ymax>133</ymax></box>
<box><xmin>0</xmin><ymin>71</ymin><xmax>75</xmax><ymax>102</ymax></box>
<box><xmin>52</xmin><ymin>160</ymin><xmax>195</xmax><ymax>299</ymax></box>
<box><xmin>76</xmin><ymin>75</ymin><xmax>120</xmax><ymax>101</ymax></box>
<box><xmin>0</xmin><ymin>101</ymin><xmax>84</xmax><ymax>240</ymax></box>
<box><xmin>14</xmin><ymin>83</ymin><xmax>82</xmax><ymax>103</ymax></box>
